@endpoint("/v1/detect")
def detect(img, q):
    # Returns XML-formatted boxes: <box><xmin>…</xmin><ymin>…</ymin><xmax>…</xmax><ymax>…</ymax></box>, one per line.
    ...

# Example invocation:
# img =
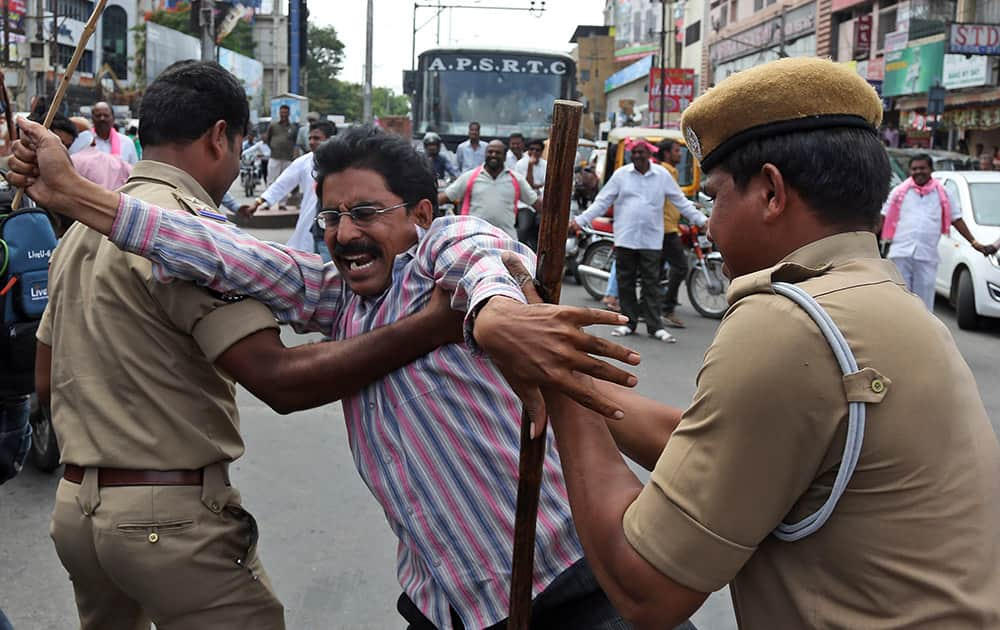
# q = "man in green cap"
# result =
<box><xmin>508</xmin><ymin>57</ymin><xmax>1000</xmax><ymax>627</ymax></box>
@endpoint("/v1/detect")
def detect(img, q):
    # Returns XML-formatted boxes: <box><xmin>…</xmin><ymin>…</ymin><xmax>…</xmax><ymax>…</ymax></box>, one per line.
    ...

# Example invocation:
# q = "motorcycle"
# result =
<box><xmin>240</xmin><ymin>155</ymin><xmax>262</xmax><ymax>198</ymax></box>
<box><xmin>576</xmin><ymin>221</ymin><xmax>731</xmax><ymax>320</ymax></box>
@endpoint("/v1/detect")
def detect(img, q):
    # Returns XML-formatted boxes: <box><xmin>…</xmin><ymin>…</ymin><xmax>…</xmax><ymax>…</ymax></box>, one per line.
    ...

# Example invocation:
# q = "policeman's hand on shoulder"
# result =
<box><xmin>5</xmin><ymin>116</ymin><xmax>80</xmax><ymax>212</ymax></box>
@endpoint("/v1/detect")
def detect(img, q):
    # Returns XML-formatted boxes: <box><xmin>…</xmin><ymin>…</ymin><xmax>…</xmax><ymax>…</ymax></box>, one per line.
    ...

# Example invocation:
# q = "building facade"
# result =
<box><xmin>601</xmin><ymin>0</ymin><xmax>708</xmax><ymax>128</ymax></box>
<box><xmin>704</xmin><ymin>0</ymin><xmax>825</xmax><ymax>90</ymax></box>
<box><xmin>830</xmin><ymin>0</ymin><xmax>1000</xmax><ymax>153</ymax></box>
<box><xmin>570</xmin><ymin>25</ymin><xmax>617</xmax><ymax>139</ymax></box>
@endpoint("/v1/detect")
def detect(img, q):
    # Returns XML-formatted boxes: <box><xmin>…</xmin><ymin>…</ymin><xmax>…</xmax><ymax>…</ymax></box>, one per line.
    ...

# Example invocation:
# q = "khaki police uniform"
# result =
<box><xmin>624</xmin><ymin>232</ymin><xmax>1000</xmax><ymax>627</ymax></box>
<box><xmin>38</xmin><ymin>160</ymin><xmax>284</xmax><ymax>629</ymax></box>
<box><xmin>621</xmin><ymin>57</ymin><xmax>1000</xmax><ymax>628</ymax></box>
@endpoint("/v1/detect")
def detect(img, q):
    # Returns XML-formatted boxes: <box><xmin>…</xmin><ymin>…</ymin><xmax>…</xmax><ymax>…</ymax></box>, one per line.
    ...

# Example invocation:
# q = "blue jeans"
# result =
<box><xmin>606</xmin><ymin>260</ymin><xmax>618</xmax><ymax>298</ymax></box>
<box><xmin>0</xmin><ymin>395</ymin><xmax>31</xmax><ymax>485</ymax></box>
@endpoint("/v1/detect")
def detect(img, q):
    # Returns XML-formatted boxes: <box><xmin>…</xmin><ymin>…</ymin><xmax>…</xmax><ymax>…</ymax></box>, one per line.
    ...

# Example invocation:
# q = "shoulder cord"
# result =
<box><xmin>0</xmin><ymin>238</ymin><xmax>7</xmax><ymax>277</ymax></box>
<box><xmin>771</xmin><ymin>282</ymin><xmax>867</xmax><ymax>542</ymax></box>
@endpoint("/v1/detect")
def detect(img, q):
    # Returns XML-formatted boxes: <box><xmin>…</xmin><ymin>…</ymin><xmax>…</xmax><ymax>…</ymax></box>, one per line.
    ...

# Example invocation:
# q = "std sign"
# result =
<box><xmin>948</xmin><ymin>23</ymin><xmax>1000</xmax><ymax>56</ymax></box>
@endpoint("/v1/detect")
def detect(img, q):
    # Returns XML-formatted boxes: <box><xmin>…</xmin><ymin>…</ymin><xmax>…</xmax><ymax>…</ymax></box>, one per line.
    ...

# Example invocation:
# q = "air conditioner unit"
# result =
<box><xmin>28</xmin><ymin>42</ymin><xmax>48</xmax><ymax>73</ymax></box>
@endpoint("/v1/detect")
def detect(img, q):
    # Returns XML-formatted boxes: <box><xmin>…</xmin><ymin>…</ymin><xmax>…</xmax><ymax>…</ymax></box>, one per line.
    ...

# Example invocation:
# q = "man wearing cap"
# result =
<box><xmin>505</xmin><ymin>57</ymin><xmax>1000</xmax><ymax>627</ymax></box>
<box><xmin>572</xmin><ymin>139</ymin><xmax>707</xmax><ymax>342</ymax></box>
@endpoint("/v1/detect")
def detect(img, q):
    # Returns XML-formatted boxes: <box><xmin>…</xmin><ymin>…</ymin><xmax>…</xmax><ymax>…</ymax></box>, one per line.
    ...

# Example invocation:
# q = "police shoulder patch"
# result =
<box><xmin>173</xmin><ymin>191</ymin><xmax>229</xmax><ymax>223</ymax></box>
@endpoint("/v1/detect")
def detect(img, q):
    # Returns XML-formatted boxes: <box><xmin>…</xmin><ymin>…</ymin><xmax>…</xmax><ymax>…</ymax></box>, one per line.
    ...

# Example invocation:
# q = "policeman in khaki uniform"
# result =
<box><xmin>36</xmin><ymin>62</ymin><xmax>287</xmax><ymax>630</ymax></box>
<box><xmin>504</xmin><ymin>57</ymin><xmax>1000</xmax><ymax>628</ymax></box>
<box><xmin>32</xmin><ymin>61</ymin><xmax>468</xmax><ymax>630</ymax></box>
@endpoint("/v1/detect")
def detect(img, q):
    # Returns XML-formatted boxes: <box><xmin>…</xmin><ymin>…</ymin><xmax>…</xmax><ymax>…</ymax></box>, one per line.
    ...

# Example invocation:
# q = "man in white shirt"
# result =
<box><xmin>880</xmin><ymin>154</ymin><xmax>987</xmax><ymax>310</ymax></box>
<box><xmin>505</xmin><ymin>132</ymin><xmax>525</xmax><ymax>170</ymax></box>
<box><xmin>244</xmin><ymin>121</ymin><xmax>337</xmax><ymax>260</ymax></box>
<box><xmin>513</xmin><ymin>138</ymin><xmax>547</xmax><ymax>250</ymax></box>
<box><xmin>90</xmin><ymin>102</ymin><xmax>138</xmax><ymax>165</ymax></box>
<box><xmin>455</xmin><ymin>121</ymin><xmax>486</xmax><ymax>172</ymax></box>
<box><xmin>573</xmin><ymin>139</ymin><xmax>707</xmax><ymax>342</ymax></box>
<box><xmin>439</xmin><ymin>139</ymin><xmax>540</xmax><ymax>238</ymax></box>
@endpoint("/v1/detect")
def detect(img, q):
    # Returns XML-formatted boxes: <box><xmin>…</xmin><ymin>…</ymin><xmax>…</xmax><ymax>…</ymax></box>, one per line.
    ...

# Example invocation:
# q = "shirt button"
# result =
<box><xmin>433</xmin><ymin>558</ymin><xmax>442</xmax><ymax>567</ymax></box>
<box><xmin>368</xmin><ymin>402</ymin><xmax>375</xmax><ymax>410</ymax></box>
<box><xmin>870</xmin><ymin>379</ymin><xmax>885</xmax><ymax>394</ymax></box>
<box><xmin>407</xmin><ymin>506</ymin><xmax>414</xmax><ymax>515</ymax></box>
<box><xmin>148</xmin><ymin>532</ymin><xmax>159</xmax><ymax>544</ymax></box>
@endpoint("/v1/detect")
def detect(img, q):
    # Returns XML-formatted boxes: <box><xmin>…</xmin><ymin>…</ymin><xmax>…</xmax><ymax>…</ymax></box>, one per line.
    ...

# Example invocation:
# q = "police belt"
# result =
<box><xmin>63</xmin><ymin>464</ymin><xmax>230</xmax><ymax>487</ymax></box>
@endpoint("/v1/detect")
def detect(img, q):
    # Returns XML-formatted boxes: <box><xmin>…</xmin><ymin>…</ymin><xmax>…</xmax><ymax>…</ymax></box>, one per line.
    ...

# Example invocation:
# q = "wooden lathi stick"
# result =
<box><xmin>11</xmin><ymin>0</ymin><xmax>108</xmax><ymax>209</ymax></box>
<box><xmin>507</xmin><ymin>99</ymin><xmax>582</xmax><ymax>629</ymax></box>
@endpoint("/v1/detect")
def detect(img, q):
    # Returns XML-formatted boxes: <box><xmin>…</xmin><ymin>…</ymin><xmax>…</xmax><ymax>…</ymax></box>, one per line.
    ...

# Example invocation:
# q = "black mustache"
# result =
<box><xmin>333</xmin><ymin>241</ymin><xmax>380</xmax><ymax>259</ymax></box>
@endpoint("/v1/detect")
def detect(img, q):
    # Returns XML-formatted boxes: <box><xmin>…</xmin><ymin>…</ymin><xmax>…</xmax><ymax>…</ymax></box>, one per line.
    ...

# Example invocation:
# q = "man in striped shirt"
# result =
<box><xmin>10</xmin><ymin>121</ymin><xmax>672</xmax><ymax>629</ymax></box>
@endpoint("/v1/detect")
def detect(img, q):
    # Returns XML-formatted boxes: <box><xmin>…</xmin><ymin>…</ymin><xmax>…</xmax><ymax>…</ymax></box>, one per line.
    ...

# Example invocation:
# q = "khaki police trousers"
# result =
<box><xmin>49</xmin><ymin>464</ymin><xmax>285</xmax><ymax>630</ymax></box>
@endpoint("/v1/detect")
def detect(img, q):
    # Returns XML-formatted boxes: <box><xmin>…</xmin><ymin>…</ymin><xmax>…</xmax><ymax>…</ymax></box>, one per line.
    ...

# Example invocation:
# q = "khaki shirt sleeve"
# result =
<box><xmin>142</xmin><ymin>260</ymin><xmax>278</xmax><ymax>362</ymax></box>
<box><xmin>623</xmin><ymin>293</ymin><xmax>848</xmax><ymax>593</ymax></box>
<box><xmin>36</xmin><ymin>300</ymin><xmax>53</xmax><ymax>345</ymax></box>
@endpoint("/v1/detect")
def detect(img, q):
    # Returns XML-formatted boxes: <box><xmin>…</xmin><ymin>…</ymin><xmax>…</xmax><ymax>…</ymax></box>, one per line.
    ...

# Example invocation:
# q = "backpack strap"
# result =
<box><xmin>770</xmin><ymin>281</ymin><xmax>868</xmax><ymax>542</ymax></box>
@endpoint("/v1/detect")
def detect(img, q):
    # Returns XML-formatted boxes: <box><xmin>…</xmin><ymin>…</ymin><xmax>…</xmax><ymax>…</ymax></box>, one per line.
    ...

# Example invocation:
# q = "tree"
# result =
<box><xmin>372</xmin><ymin>87</ymin><xmax>410</xmax><ymax>118</ymax></box>
<box><xmin>304</xmin><ymin>23</ymin><xmax>409</xmax><ymax>121</ymax></box>
<box><xmin>305</xmin><ymin>24</ymin><xmax>346</xmax><ymax>114</ymax></box>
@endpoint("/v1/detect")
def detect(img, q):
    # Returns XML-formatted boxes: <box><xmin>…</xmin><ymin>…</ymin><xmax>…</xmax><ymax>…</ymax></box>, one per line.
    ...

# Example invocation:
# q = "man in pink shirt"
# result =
<box><xmin>71</xmin><ymin>145</ymin><xmax>132</xmax><ymax>190</ymax></box>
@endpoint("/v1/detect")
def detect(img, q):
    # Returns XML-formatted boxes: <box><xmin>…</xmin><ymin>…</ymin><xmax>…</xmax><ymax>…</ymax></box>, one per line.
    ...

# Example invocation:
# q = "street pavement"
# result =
<box><xmin>1</xmin><ymin>221</ymin><xmax>998</xmax><ymax>629</ymax></box>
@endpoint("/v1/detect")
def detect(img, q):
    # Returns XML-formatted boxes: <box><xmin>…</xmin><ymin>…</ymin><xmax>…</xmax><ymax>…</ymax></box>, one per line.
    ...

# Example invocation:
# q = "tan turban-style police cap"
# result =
<box><xmin>681</xmin><ymin>57</ymin><xmax>884</xmax><ymax>171</ymax></box>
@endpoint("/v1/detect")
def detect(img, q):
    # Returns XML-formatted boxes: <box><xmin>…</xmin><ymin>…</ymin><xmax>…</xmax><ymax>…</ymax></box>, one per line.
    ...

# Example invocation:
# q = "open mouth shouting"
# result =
<box><xmin>333</xmin><ymin>240</ymin><xmax>385</xmax><ymax>288</ymax></box>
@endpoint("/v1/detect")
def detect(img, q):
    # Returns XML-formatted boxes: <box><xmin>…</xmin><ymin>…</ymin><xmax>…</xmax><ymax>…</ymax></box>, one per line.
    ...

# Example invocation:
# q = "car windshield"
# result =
<box><xmin>968</xmin><ymin>183</ymin><xmax>1000</xmax><ymax>226</ymax></box>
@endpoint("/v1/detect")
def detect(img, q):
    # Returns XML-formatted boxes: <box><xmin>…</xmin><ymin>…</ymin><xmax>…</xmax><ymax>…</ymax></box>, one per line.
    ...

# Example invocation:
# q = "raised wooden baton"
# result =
<box><xmin>11</xmin><ymin>0</ymin><xmax>108</xmax><ymax>210</ymax></box>
<box><xmin>507</xmin><ymin>99</ymin><xmax>582</xmax><ymax>629</ymax></box>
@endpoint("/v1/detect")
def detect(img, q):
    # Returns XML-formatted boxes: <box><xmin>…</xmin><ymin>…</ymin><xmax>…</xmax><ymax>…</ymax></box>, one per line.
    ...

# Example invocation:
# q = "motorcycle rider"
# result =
<box><xmin>422</xmin><ymin>132</ymin><xmax>459</xmax><ymax>182</ymax></box>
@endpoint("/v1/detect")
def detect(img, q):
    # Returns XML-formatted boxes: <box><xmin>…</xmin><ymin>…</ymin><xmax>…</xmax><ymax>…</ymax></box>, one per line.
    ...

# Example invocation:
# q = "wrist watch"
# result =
<box><xmin>255</xmin><ymin>197</ymin><xmax>269</xmax><ymax>209</ymax></box>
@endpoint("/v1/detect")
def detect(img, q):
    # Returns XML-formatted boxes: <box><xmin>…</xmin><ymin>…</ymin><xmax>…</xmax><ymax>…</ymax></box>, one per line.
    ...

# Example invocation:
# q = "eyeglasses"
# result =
<box><xmin>315</xmin><ymin>201</ymin><xmax>409</xmax><ymax>229</ymax></box>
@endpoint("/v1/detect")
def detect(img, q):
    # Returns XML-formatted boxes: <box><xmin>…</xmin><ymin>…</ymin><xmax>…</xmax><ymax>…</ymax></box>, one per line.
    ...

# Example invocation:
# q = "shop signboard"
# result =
<box><xmin>948</xmin><ymin>23</ymin><xmax>1000</xmax><ymax>56</ymax></box>
<box><xmin>709</xmin><ymin>3</ymin><xmax>814</xmax><ymax>65</ymax></box>
<box><xmin>942</xmin><ymin>53</ymin><xmax>991</xmax><ymax>89</ymax></box>
<box><xmin>885</xmin><ymin>30</ymin><xmax>909</xmax><ymax>52</ymax></box>
<box><xmin>605</xmin><ymin>54</ymin><xmax>653</xmax><ymax>93</ymax></box>
<box><xmin>648</xmin><ymin>67</ymin><xmax>695</xmax><ymax>113</ymax></box>
<box><xmin>867</xmin><ymin>56</ymin><xmax>885</xmax><ymax>81</ymax></box>
<box><xmin>854</xmin><ymin>15</ymin><xmax>873</xmax><ymax>59</ymax></box>
<box><xmin>883</xmin><ymin>40</ymin><xmax>945</xmax><ymax>96</ymax></box>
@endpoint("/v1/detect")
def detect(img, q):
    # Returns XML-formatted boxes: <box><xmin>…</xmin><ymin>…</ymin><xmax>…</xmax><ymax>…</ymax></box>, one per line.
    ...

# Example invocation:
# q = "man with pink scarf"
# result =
<box><xmin>89</xmin><ymin>102</ymin><xmax>138</xmax><ymax>165</ymax></box>
<box><xmin>880</xmin><ymin>153</ymin><xmax>987</xmax><ymax>310</ymax></box>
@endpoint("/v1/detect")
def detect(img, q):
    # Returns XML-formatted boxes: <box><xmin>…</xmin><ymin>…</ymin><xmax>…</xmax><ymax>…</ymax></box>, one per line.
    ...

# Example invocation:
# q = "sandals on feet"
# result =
<box><xmin>653</xmin><ymin>329</ymin><xmax>678</xmax><ymax>343</ymax></box>
<box><xmin>610</xmin><ymin>325</ymin><xmax>634</xmax><ymax>337</ymax></box>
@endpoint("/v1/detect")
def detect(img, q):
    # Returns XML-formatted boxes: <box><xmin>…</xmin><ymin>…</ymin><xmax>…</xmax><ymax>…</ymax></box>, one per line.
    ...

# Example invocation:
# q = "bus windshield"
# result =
<box><xmin>416</xmin><ymin>52</ymin><xmax>574</xmax><ymax>139</ymax></box>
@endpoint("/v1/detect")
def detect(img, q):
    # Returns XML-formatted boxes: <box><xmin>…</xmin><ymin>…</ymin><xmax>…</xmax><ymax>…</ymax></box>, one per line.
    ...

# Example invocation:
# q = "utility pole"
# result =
<box><xmin>200</xmin><ymin>0</ymin><xmax>215</xmax><ymax>62</ymax></box>
<box><xmin>363</xmin><ymin>0</ymin><xmax>373</xmax><ymax>123</ymax></box>
<box><xmin>658</xmin><ymin>0</ymin><xmax>667</xmax><ymax>128</ymax></box>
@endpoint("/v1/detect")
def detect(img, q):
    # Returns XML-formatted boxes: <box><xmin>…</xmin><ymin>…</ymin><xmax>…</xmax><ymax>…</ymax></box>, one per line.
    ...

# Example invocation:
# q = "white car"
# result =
<box><xmin>933</xmin><ymin>171</ymin><xmax>1000</xmax><ymax>329</ymax></box>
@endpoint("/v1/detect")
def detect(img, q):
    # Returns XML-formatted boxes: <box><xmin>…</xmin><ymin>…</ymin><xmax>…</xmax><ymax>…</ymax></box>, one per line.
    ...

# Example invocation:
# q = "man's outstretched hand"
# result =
<box><xmin>473</xmin><ymin>252</ymin><xmax>640</xmax><ymax>435</ymax></box>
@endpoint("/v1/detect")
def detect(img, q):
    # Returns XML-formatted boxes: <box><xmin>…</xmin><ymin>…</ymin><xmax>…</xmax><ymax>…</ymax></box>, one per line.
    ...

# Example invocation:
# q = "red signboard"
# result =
<box><xmin>854</xmin><ymin>15</ymin><xmax>872</xmax><ymax>59</ymax></box>
<box><xmin>649</xmin><ymin>68</ymin><xmax>695</xmax><ymax>114</ymax></box>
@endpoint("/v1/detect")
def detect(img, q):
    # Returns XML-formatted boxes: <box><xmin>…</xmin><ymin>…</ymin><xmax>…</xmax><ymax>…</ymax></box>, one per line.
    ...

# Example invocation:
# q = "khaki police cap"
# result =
<box><xmin>681</xmin><ymin>57</ymin><xmax>883</xmax><ymax>171</ymax></box>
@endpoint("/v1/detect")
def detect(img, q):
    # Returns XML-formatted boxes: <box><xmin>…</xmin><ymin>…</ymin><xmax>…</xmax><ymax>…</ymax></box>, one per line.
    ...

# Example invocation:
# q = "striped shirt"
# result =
<box><xmin>110</xmin><ymin>194</ymin><xmax>584</xmax><ymax>629</ymax></box>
